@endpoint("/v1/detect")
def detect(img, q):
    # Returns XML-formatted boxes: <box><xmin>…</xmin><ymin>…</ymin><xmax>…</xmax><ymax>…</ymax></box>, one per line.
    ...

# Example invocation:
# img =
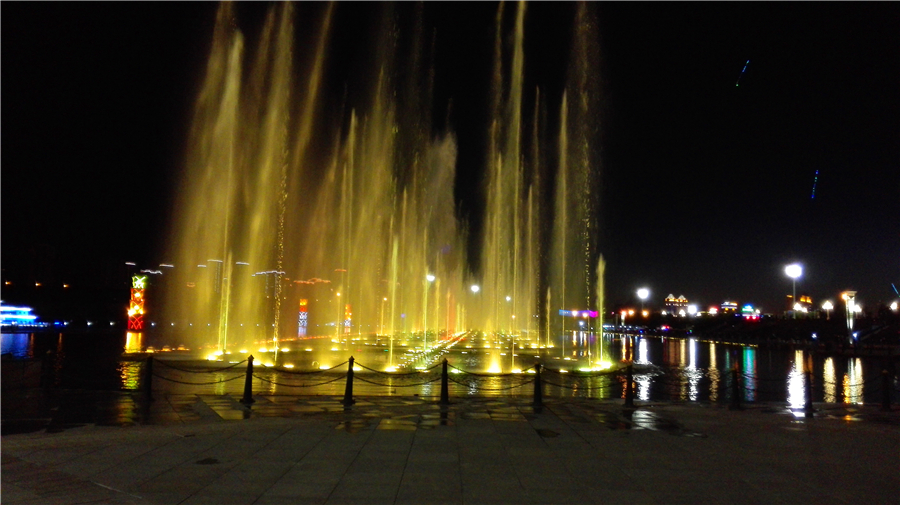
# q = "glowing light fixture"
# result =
<box><xmin>784</xmin><ymin>264</ymin><xmax>802</xmax><ymax>319</ymax></box>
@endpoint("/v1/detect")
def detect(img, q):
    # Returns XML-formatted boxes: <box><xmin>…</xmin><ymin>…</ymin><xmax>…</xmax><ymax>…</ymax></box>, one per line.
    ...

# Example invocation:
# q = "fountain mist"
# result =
<box><xmin>159</xmin><ymin>3</ymin><xmax>603</xmax><ymax>362</ymax></box>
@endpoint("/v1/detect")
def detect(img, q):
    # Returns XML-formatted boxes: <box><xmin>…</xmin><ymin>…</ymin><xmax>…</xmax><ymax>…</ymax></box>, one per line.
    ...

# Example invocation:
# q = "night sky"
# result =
<box><xmin>3</xmin><ymin>2</ymin><xmax>898</xmax><ymax>314</ymax></box>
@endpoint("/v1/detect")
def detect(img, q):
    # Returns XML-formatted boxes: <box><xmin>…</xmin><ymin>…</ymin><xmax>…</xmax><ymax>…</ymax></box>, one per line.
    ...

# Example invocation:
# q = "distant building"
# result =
<box><xmin>721</xmin><ymin>301</ymin><xmax>738</xmax><ymax>314</ymax></box>
<box><xmin>664</xmin><ymin>294</ymin><xmax>689</xmax><ymax>315</ymax></box>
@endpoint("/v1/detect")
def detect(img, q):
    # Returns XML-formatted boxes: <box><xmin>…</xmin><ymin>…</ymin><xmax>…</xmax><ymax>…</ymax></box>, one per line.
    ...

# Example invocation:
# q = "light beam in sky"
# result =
<box><xmin>735</xmin><ymin>59</ymin><xmax>749</xmax><ymax>87</ymax></box>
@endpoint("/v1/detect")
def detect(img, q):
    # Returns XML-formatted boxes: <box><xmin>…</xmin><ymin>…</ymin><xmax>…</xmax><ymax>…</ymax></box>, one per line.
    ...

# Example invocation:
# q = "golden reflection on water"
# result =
<box><xmin>708</xmin><ymin>342</ymin><xmax>719</xmax><ymax>402</ymax></box>
<box><xmin>823</xmin><ymin>357</ymin><xmax>836</xmax><ymax>403</ymax></box>
<box><xmin>787</xmin><ymin>350</ymin><xmax>806</xmax><ymax>409</ymax></box>
<box><xmin>125</xmin><ymin>332</ymin><xmax>143</xmax><ymax>353</ymax></box>
<box><xmin>119</xmin><ymin>361</ymin><xmax>142</xmax><ymax>390</ymax></box>
<box><xmin>843</xmin><ymin>357</ymin><xmax>863</xmax><ymax>405</ymax></box>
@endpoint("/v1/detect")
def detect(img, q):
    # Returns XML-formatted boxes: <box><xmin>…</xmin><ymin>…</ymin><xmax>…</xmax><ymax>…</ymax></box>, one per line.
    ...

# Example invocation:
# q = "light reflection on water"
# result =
<box><xmin>787</xmin><ymin>350</ymin><xmax>806</xmax><ymax>409</ymax></box>
<box><xmin>0</xmin><ymin>331</ymin><xmax>890</xmax><ymax>405</ymax></box>
<box><xmin>844</xmin><ymin>358</ymin><xmax>864</xmax><ymax>405</ymax></box>
<box><xmin>1</xmin><ymin>332</ymin><xmax>35</xmax><ymax>358</ymax></box>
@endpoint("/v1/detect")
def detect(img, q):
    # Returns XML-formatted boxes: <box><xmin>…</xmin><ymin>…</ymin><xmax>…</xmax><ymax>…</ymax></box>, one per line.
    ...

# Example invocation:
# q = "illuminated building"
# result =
<box><xmin>664</xmin><ymin>294</ymin><xmax>688</xmax><ymax>315</ymax></box>
<box><xmin>720</xmin><ymin>301</ymin><xmax>738</xmax><ymax>314</ymax></box>
<box><xmin>127</xmin><ymin>275</ymin><xmax>147</xmax><ymax>330</ymax></box>
<box><xmin>741</xmin><ymin>304</ymin><xmax>760</xmax><ymax>320</ymax></box>
<box><xmin>297</xmin><ymin>299</ymin><xmax>308</xmax><ymax>337</ymax></box>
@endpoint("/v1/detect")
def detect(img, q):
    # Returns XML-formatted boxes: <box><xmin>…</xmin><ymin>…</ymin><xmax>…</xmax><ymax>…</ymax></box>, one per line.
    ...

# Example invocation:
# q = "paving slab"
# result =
<box><xmin>2</xmin><ymin>393</ymin><xmax>899</xmax><ymax>505</ymax></box>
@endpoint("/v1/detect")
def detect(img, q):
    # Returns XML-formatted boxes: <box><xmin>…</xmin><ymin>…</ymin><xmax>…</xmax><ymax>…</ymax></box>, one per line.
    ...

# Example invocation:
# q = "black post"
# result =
<box><xmin>240</xmin><ymin>355</ymin><xmax>255</xmax><ymax>405</ymax></box>
<box><xmin>342</xmin><ymin>356</ymin><xmax>356</xmax><ymax>408</ymax></box>
<box><xmin>440</xmin><ymin>358</ymin><xmax>450</xmax><ymax>405</ymax></box>
<box><xmin>624</xmin><ymin>364</ymin><xmax>635</xmax><ymax>408</ymax></box>
<box><xmin>881</xmin><ymin>368</ymin><xmax>892</xmax><ymax>412</ymax></box>
<box><xmin>532</xmin><ymin>363</ymin><xmax>543</xmax><ymax>408</ymax></box>
<box><xmin>729</xmin><ymin>366</ymin><xmax>741</xmax><ymax>411</ymax></box>
<box><xmin>144</xmin><ymin>356</ymin><xmax>155</xmax><ymax>401</ymax></box>
<box><xmin>804</xmin><ymin>354</ymin><xmax>814</xmax><ymax>418</ymax></box>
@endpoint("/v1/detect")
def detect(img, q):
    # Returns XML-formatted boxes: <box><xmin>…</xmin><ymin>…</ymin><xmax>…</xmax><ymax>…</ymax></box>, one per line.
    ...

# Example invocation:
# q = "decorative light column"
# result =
<box><xmin>127</xmin><ymin>275</ymin><xmax>147</xmax><ymax>331</ymax></box>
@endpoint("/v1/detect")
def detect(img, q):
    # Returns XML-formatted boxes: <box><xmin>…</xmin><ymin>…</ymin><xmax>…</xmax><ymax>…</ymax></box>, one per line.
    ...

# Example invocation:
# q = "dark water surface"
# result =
<box><xmin>3</xmin><ymin>330</ymin><xmax>896</xmax><ymax>407</ymax></box>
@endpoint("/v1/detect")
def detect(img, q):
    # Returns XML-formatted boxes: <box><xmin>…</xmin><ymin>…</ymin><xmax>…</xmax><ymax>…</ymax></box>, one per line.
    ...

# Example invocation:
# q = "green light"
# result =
<box><xmin>132</xmin><ymin>275</ymin><xmax>147</xmax><ymax>289</ymax></box>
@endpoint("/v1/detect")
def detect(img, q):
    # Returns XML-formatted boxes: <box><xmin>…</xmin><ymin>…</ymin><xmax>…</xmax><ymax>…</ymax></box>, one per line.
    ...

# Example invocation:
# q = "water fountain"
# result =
<box><xmin>158</xmin><ymin>2</ymin><xmax>605</xmax><ymax>371</ymax></box>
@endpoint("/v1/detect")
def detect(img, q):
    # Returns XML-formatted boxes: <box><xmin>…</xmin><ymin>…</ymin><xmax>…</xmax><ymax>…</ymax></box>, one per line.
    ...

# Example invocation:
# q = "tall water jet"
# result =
<box><xmin>481</xmin><ymin>1</ymin><xmax>539</xmax><ymax>342</ymax></box>
<box><xmin>158</xmin><ymin>3</ymin><xmax>604</xmax><ymax>370</ymax></box>
<box><xmin>549</xmin><ymin>2</ymin><xmax>602</xmax><ymax>346</ymax></box>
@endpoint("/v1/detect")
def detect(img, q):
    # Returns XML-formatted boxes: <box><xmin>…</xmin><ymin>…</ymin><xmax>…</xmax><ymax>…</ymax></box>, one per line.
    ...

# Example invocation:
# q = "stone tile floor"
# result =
<box><xmin>2</xmin><ymin>390</ymin><xmax>899</xmax><ymax>504</ymax></box>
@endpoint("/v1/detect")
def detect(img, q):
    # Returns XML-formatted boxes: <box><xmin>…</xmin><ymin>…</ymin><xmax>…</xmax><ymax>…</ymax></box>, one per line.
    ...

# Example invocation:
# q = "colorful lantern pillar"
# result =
<box><xmin>127</xmin><ymin>275</ymin><xmax>147</xmax><ymax>330</ymax></box>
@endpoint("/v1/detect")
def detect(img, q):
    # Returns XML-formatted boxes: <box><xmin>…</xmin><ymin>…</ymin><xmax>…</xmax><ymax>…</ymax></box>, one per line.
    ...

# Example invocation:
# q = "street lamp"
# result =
<box><xmin>784</xmin><ymin>264</ymin><xmax>802</xmax><ymax>318</ymax></box>
<box><xmin>470</xmin><ymin>284</ymin><xmax>480</xmax><ymax>293</ymax></box>
<box><xmin>821</xmin><ymin>300</ymin><xmax>833</xmax><ymax>320</ymax></box>
<box><xmin>637</xmin><ymin>288</ymin><xmax>649</xmax><ymax>316</ymax></box>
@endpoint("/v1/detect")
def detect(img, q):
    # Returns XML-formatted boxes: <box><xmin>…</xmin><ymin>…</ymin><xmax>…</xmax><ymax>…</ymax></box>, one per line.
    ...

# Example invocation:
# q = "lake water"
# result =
<box><xmin>3</xmin><ymin>330</ymin><xmax>896</xmax><ymax>407</ymax></box>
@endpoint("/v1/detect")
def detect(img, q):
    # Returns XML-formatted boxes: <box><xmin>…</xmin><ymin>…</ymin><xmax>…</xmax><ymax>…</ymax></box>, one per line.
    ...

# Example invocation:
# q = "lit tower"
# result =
<box><xmin>127</xmin><ymin>275</ymin><xmax>147</xmax><ymax>330</ymax></box>
<box><xmin>297</xmin><ymin>299</ymin><xmax>308</xmax><ymax>337</ymax></box>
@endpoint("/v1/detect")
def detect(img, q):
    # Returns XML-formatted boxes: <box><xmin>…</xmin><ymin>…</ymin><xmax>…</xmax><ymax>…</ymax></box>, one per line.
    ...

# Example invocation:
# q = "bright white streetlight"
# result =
<box><xmin>784</xmin><ymin>264</ymin><xmax>802</xmax><ymax>318</ymax></box>
<box><xmin>470</xmin><ymin>284</ymin><xmax>480</xmax><ymax>293</ymax></box>
<box><xmin>891</xmin><ymin>301</ymin><xmax>898</xmax><ymax>311</ymax></box>
<box><xmin>637</xmin><ymin>288</ymin><xmax>649</xmax><ymax>316</ymax></box>
<box><xmin>687</xmin><ymin>304</ymin><xmax>698</xmax><ymax>316</ymax></box>
<box><xmin>822</xmin><ymin>300</ymin><xmax>833</xmax><ymax>320</ymax></box>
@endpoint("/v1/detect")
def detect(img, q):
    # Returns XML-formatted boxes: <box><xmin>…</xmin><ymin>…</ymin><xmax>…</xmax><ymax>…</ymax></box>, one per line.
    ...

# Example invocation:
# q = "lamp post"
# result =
<box><xmin>822</xmin><ymin>300</ymin><xmax>833</xmax><ymax>320</ymax></box>
<box><xmin>784</xmin><ymin>264</ymin><xmax>802</xmax><ymax>319</ymax></box>
<box><xmin>637</xmin><ymin>288</ymin><xmax>649</xmax><ymax>317</ymax></box>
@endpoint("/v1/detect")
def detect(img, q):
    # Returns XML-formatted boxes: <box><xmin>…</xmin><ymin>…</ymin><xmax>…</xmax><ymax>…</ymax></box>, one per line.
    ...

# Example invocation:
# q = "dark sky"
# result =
<box><xmin>3</xmin><ymin>2</ymin><xmax>898</xmax><ymax>313</ymax></box>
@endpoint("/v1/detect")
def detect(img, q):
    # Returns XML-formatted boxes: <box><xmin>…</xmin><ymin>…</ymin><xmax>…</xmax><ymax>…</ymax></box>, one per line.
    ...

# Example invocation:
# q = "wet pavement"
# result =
<box><xmin>2</xmin><ymin>386</ymin><xmax>899</xmax><ymax>504</ymax></box>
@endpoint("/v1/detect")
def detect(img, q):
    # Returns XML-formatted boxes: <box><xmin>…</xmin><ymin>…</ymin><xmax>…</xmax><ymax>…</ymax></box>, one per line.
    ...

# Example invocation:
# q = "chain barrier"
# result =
<box><xmin>354</xmin><ymin>375</ymin><xmax>444</xmax><ymax>388</ymax></box>
<box><xmin>542</xmin><ymin>366</ymin><xmax>628</xmax><ymax>377</ymax></box>
<box><xmin>541</xmin><ymin>378</ymin><xmax>616</xmax><ymax>391</ymax></box>
<box><xmin>446</xmin><ymin>363</ymin><xmax>535</xmax><ymax>377</ymax></box>
<box><xmin>355</xmin><ymin>361</ymin><xmax>442</xmax><ymax>375</ymax></box>
<box><xmin>818</xmin><ymin>377</ymin><xmax>884</xmax><ymax>388</ymax></box>
<box><xmin>44</xmin><ymin>353</ymin><xmax>896</xmax><ymax>408</ymax></box>
<box><xmin>271</xmin><ymin>360</ymin><xmax>349</xmax><ymax>375</ymax></box>
<box><xmin>448</xmin><ymin>375</ymin><xmax>535</xmax><ymax>391</ymax></box>
<box><xmin>251</xmin><ymin>373</ymin><xmax>347</xmax><ymax>388</ymax></box>
<box><xmin>151</xmin><ymin>372</ymin><xmax>245</xmax><ymax>386</ymax></box>
<box><xmin>154</xmin><ymin>359</ymin><xmax>248</xmax><ymax>374</ymax></box>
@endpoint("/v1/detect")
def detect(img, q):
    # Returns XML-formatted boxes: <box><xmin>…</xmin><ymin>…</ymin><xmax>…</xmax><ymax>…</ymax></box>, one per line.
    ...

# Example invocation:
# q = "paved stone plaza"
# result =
<box><xmin>2</xmin><ymin>390</ymin><xmax>898</xmax><ymax>505</ymax></box>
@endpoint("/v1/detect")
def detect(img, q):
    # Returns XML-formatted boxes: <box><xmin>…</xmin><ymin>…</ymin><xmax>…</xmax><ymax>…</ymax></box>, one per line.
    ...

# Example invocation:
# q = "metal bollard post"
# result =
<box><xmin>624</xmin><ymin>364</ymin><xmax>635</xmax><ymax>408</ymax></box>
<box><xmin>729</xmin><ymin>366</ymin><xmax>741</xmax><ymax>411</ymax></box>
<box><xmin>804</xmin><ymin>354</ymin><xmax>814</xmax><ymax>418</ymax></box>
<box><xmin>342</xmin><ymin>356</ymin><xmax>356</xmax><ymax>408</ymax></box>
<box><xmin>144</xmin><ymin>356</ymin><xmax>155</xmax><ymax>401</ymax></box>
<box><xmin>440</xmin><ymin>358</ymin><xmax>450</xmax><ymax>405</ymax></box>
<box><xmin>881</xmin><ymin>368</ymin><xmax>892</xmax><ymax>412</ymax></box>
<box><xmin>532</xmin><ymin>363</ymin><xmax>543</xmax><ymax>408</ymax></box>
<box><xmin>240</xmin><ymin>355</ymin><xmax>255</xmax><ymax>405</ymax></box>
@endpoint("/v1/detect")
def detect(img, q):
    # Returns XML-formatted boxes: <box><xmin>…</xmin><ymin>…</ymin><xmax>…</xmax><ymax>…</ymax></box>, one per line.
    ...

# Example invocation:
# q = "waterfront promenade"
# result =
<box><xmin>2</xmin><ymin>388</ymin><xmax>898</xmax><ymax>505</ymax></box>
